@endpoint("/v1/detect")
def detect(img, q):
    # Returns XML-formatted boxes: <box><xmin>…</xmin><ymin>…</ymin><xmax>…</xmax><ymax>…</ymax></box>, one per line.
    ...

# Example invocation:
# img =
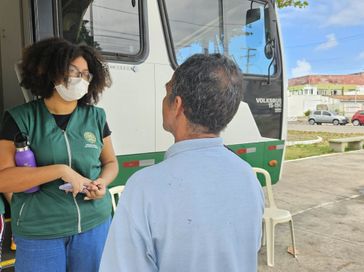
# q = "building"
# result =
<box><xmin>288</xmin><ymin>72</ymin><xmax>364</xmax><ymax>118</ymax></box>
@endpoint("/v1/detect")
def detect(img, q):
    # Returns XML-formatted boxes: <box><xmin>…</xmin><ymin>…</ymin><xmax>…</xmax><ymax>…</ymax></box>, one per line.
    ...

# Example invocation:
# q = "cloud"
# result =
<box><xmin>315</xmin><ymin>34</ymin><xmax>338</xmax><ymax>50</ymax></box>
<box><xmin>278</xmin><ymin>5</ymin><xmax>321</xmax><ymax>27</ymax></box>
<box><xmin>359</xmin><ymin>51</ymin><xmax>364</xmax><ymax>59</ymax></box>
<box><xmin>291</xmin><ymin>59</ymin><xmax>312</xmax><ymax>78</ymax></box>
<box><xmin>324</xmin><ymin>0</ymin><xmax>364</xmax><ymax>27</ymax></box>
<box><xmin>279</xmin><ymin>0</ymin><xmax>364</xmax><ymax>28</ymax></box>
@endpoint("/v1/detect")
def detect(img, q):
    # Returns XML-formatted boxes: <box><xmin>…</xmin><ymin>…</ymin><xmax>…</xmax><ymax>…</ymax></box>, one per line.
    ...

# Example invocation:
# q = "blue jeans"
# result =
<box><xmin>14</xmin><ymin>218</ymin><xmax>111</xmax><ymax>272</ymax></box>
<box><xmin>0</xmin><ymin>214</ymin><xmax>4</xmax><ymax>270</ymax></box>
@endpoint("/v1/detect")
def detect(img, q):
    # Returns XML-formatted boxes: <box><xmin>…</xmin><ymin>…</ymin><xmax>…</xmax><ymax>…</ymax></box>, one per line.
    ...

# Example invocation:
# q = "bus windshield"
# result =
<box><xmin>164</xmin><ymin>0</ymin><xmax>277</xmax><ymax>76</ymax></box>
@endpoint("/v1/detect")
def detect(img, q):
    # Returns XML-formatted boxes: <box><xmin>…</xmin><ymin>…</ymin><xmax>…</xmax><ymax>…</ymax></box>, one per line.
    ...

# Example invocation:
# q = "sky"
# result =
<box><xmin>278</xmin><ymin>0</ymin><xmax>364</xmax><ymax>79</ymax></box>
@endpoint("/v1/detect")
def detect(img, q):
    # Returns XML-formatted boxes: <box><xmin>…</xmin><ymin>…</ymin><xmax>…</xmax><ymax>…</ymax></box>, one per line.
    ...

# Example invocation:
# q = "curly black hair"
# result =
<box><xmin>20</xmin><ymin>37</ymin><xmax>111</xmax><ymax>105</ymax></box>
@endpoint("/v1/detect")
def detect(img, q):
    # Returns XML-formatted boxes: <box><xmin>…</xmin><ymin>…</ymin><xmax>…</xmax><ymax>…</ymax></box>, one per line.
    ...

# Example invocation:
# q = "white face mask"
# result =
<box><xmin>55</xmin><ymin>77</ymin><xmax>89</xmax><ymax>102</ymax></box>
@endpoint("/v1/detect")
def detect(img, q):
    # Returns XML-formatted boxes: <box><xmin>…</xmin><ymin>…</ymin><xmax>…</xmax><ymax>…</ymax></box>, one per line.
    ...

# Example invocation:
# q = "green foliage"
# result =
<box><xmin>77</xmin><ymin>20</ymin><xmax>101</xmax><ymax>50</ymax></box>
<box><xmin>316</xmin><ymin>104</ymin><xmax>328</xmax><ymax>110</ymax></box>
<box><xmin>277</xmin><ymin>0</ymin><xmax>308</xmax><ymax>8</ymax></box>
<box><xmin>303</xmin><ymin>109</ymin><xmax>311</xmax><ymax>116</ymax></box>
<box><xmin>285</xmin><ymin>144</ymin><xmax>333</xmax><ymax>160</ymax></box>
<box><xmin>333</xmin><ymin>108</ymin><xmax>345</xmax><ymax>115</ymax></box>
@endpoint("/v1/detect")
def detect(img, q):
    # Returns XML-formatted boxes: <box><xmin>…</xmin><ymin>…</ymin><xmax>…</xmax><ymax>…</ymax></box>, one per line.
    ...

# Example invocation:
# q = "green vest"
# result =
<box><xmin>0</xmin><ymin>196</ymin><xmax>4</xmax><ymax>214</ymax></box>
<box><xmin>8</xmin><ymin>99</ymin><xmax>111</xmax><ymax>239</ymax></box>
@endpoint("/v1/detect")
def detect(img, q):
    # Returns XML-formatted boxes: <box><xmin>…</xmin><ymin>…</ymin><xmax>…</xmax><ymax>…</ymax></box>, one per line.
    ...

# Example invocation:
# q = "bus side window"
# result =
<box><xmin>60</xmin><ymin>0</ymin><xmax>143</xmax><ymax>59</ymax></box>
<box><xmin>61</xmin><ymin>0</ymin><xmax>91</xmax><ymax>43</ymax></box>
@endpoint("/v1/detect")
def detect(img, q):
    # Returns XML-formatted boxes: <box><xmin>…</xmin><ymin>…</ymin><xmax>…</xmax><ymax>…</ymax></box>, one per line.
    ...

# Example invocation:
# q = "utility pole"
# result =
<box><xmin>241</xmin><ymin>47</ymin><xmax>256</xmax><ymax>73</ymax></box>
<box><xmin>217</xmin><ymin>0</ymin><xmax>229</xmax><ymax>54</ymax></box>
<box><xmin>90</xmin><ymin>4</ymin><xmax>94</xmax><ymax>39</ymax></box>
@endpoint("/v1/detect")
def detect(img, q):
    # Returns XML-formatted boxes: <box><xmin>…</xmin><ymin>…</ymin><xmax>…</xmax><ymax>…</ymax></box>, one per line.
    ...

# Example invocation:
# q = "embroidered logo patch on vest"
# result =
<box><xmin>84</xmin><ymin>132</ymin><xmax>97</xmax><ymax>144</ymax></box>
<box><xmin>84</xmin><ymin>132</ymin><xmax>98</xmax><ymax>149</ymax></box>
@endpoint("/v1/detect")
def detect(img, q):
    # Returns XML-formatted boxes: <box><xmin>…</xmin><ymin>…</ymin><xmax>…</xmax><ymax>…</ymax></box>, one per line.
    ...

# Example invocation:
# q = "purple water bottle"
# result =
<box><xmin>14</xmin><ymin>132</ymin><xmax>40</xmax><ymax>193</ymax></box>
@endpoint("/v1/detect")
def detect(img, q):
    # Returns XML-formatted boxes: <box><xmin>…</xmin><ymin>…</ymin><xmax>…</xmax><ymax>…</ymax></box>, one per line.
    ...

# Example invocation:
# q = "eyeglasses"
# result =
<box><xmin>68</xmin><ymin>64</ymin><xmax>93</xmax><ymax>82</ymax></box>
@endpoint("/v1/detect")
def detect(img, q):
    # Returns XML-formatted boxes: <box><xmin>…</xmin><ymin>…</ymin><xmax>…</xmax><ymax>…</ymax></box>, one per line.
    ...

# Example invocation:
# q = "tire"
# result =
<box><xmin>352</xmin><ymin>120</ymin><xmax>360</xmax><ymax>126</ymax></box>
<box><xmin>308</xmin><ymin>119</ymin><xmax>315</xmax><ymax>125</ymax></box>
<box><xmin>333</xmin><ymin>119</ymin><xmax>339</xmax><ymax>125</ymax></box>
<box><xmin>317</xmin><ymin>123</ymin><xmax>322</xmax><ymax>125</ymax></box>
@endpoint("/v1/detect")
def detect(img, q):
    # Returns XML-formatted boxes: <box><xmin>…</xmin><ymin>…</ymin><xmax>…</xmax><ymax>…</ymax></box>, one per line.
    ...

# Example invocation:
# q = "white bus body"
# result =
<box><xmin>0</xmin><ymin>0</ymin><xmax>287</xmax><ymax>267</ymax></box>
<box><xmin>1</xmin><ymin>0</ymin><xmax>287</xmax><ymax>182</ymax></box>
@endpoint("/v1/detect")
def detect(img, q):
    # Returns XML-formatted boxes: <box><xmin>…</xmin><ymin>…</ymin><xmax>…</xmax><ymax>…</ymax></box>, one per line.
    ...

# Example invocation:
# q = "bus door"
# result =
<box><xmin>0</xmin><ymin>0</ymin><xmax>25</xmax><ymax>115</ymax></box>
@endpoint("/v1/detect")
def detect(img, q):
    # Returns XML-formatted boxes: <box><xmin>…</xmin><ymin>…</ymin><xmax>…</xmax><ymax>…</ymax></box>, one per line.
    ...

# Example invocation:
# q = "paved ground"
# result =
<box><xmin>2</xmin><ymin>145</ymin><xmax>363</xmax><ymax>272</ymax></box>
<box><xmin>258</xmin><ymin>150</ymin><xmax>364</xmax><ymax>272</ymax></box>
<box><xmin>288</xmin><ymin>122</ymin><xmax>364</xmax><ymax>134</ymax></box>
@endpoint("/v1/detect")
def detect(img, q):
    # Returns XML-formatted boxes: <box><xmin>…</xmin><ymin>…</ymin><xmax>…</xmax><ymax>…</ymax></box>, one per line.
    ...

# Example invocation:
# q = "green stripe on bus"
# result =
<box><xmin>110</xmin><ymin>140</ymin><xmax>285</xmax><ymax>187</ymax></box>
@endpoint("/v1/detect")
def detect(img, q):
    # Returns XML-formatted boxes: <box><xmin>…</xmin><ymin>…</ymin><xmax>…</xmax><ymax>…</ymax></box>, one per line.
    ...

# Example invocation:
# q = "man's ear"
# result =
<box><xmin>174</xmin><ymin>96</ymin><xmax>184</xmax><ymax>116</ymax></box>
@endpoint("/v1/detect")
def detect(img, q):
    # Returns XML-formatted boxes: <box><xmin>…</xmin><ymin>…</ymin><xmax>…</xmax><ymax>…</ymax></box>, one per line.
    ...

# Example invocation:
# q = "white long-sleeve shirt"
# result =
<box><xmin>100</xmin><ymin>138</ymin><xmax>264</xmax><ymax>272</ymax></box>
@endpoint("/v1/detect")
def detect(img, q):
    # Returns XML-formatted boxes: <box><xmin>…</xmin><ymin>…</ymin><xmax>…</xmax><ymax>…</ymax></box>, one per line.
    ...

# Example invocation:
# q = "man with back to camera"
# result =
<box><xmin>100</xmin><ymin>54</ymin><xmax>264</xmax><ymax>272</ymax></box>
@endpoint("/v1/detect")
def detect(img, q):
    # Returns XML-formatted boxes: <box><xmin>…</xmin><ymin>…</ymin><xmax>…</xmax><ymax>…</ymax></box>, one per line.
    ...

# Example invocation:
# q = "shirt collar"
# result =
<box><xmin>165</xmin><ymin>137</ymin><xmax>223</xmax><ymax>159</ymax></box>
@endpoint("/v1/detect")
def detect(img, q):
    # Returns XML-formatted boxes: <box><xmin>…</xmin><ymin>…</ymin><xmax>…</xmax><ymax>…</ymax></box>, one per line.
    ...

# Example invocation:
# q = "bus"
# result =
<box><xmin>0</xmin><ymin>0</ymin><xmax>286</xmax><ymax>268</ymax></box>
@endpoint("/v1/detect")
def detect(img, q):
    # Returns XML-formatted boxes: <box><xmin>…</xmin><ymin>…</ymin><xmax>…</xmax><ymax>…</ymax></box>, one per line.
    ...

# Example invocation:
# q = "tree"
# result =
<box><xmin>277</xmin><ymin>0</ymin><xmax>308</xmax><ymax>8</ymax></box>
<box><xmin>77</xmin><ymin>20</ymin><xmax>101</xmax><ymax>50</ymax></box>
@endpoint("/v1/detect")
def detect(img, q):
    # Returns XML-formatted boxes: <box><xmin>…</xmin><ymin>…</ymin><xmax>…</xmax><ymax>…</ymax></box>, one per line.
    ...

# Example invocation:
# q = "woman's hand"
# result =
<box><xmin>60</xmin><ymin>165</ymin><xmax>92</xmax><ymax>197</ymax></box>
<box><xmin>84</xmin><ymin>178</ymin><xmax>107</xmax><ymax>200</ymax></box>
<box><xmin>81</xmin><ymin>136</ymin><xmax>118</xmax><ymax>201</ymax></box>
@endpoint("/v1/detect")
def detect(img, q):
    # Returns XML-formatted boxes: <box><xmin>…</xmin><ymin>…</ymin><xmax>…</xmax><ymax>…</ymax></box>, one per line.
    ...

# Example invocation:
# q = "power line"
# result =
<box><xmin>92</xmin><ymin>26</ymin><xmax>139</xmax><ymax>37</ymax></box>
<box><xmin>304</xmin><ymin>56</ymin><xmax>351</xmax><ymax>64</ymax></box>
<box><xmin>93</xmin><ymin>4</ymin><xmax>247</xmax><ymax>28</ymax></box>
<box><xmin>286</xmin><ymin>33</ymin><xmax>364</xmax><ymax>49</ymax></box>
<box><xmin>92</xmin><ymin>4</ymin><xmax>138</xmax><ymax>16</ymax></box>
<box><xmin>95</xmin><ymin>34</ymin><xmax>139</xmax><ymax>42</ymax></box>
<box><xmin>288</xmin><ymin>53</ymin><xmax>364</xmax><ymax>65</ymax></box>
<box><xmin>240</xmin><ymin>47</ymin><xmax>257</xmax><ymax>73</ymax></box>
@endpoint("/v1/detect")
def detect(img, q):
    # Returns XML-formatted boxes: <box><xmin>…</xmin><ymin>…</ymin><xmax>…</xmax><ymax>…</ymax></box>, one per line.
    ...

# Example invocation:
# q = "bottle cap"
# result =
<box><xmin>14</xmin><ymin>132</ymin><xmax>30</xmax><ymax>148</ymax></box>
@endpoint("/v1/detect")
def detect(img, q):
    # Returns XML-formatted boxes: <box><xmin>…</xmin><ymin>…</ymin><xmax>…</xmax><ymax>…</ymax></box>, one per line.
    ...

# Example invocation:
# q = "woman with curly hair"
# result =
<box><xmin>0</xmin><ymin>37</ymin><xmax>119</xmax><ymax>271</ymax></box>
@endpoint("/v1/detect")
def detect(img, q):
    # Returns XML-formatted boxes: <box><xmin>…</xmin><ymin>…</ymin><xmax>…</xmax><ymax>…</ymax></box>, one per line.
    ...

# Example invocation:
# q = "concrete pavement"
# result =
<box><xmin>258</xmin><ymin>150</ymin><xmax>364</xmax><ymax>272</ymax></box>
<box><xmin>2</xmin><ymin>149</ymin><xmax>363</xmax><ymax>271</ymax></box>
<box><xmin>288</xmin><ymin>122</ymin><xmax>364</xmax><ymax>134</ymax></box>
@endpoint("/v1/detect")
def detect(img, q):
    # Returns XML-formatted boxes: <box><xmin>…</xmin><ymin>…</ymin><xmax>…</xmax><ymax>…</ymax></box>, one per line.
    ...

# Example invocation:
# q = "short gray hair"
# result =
<box><xmin>170</xmin><ymin>54</ymin><xmax>243</xmax><ymax>134</ymax></box>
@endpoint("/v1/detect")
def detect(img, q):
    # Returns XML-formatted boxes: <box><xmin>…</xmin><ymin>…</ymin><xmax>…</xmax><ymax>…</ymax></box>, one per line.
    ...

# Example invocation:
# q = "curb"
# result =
<box><xmin>286</xmin><ymin>136</ymin><xmax>323</xmax><ymax>146</ymax></box>
<box><xmin>284</xmin><ymin>149</ymin><xmax>364</xmax><ymax>162</ymax></box>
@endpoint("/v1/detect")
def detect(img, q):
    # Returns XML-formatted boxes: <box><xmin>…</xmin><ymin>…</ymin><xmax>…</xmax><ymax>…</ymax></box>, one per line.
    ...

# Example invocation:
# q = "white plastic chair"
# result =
<box><xmin>253</xmin><ymin>167</ymin><xmax>296</xmax><ymax>267</ymax></box>
<box><xmin>109</xmin><ymin>185</ymin><xmax>125</xmax><ymax>213</ymax></box>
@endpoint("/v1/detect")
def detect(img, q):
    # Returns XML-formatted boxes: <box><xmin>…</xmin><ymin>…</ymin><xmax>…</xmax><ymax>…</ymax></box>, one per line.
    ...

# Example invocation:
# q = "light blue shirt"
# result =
<box><xmin>100</xmin><ymin>138</ymin><xmax>264</xmax><ymax>272</ymax></box>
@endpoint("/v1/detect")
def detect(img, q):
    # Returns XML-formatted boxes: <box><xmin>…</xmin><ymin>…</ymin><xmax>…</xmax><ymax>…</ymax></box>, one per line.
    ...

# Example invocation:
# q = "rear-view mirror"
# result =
<box><xmin>246</xmin><ymin>8</ymin><xmax>261</xmax><ymax>25</ymax></box>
